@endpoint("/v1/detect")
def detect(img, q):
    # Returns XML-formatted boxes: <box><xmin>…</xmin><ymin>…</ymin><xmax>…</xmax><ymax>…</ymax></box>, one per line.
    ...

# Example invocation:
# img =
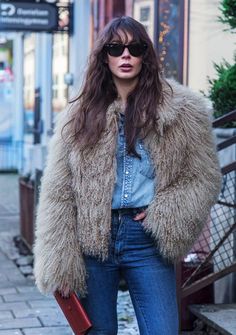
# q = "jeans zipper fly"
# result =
<box><xmin>118</xmin><ymin>212</ymin><xmax>121</xmax><ymax>224</ymax></box>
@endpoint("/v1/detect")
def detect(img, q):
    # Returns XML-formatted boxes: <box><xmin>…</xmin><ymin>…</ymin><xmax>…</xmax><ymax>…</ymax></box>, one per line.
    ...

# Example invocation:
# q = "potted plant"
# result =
<box><xmin>208</xmin><ymin>58</ymin><xmax>236</xmax><ymax>127</ymax></box>
<box><xmin>207</xmin><ymin>0</ymin><xmax>236</xmax><ymax>140</ymax></box>
<box><xmin>19</xmin><ymin>173</ymin><xmax>35</xmax><ymax>249</ymax></box>
<box><xmin>208</xmin><ymin>0</ymin><xmax>236</xmax><ymax>124</ymax></box>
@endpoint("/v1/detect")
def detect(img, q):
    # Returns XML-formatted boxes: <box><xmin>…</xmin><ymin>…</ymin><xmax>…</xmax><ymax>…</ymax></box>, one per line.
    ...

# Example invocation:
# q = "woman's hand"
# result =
<box><xmin>58</xmin><ymin>284</ymin><xmax>71</xmax><ymax>298</ymax></box>
<box><xmin>133</xmin><ymin>211</ymin><xmax>146</xmax><ymax>221</ymax></box>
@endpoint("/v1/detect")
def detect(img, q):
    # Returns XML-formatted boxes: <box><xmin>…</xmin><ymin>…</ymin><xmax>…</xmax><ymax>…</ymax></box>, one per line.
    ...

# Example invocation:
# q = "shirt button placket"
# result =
<box><xmin>123</xmin><ymin>156</ymin><xmax>129</xmax><ymax>206</ymax></box>
<box><xmin>123</xmin><ymin>155</ymin><xmax>133</xmax><ymax>207</ymax></box>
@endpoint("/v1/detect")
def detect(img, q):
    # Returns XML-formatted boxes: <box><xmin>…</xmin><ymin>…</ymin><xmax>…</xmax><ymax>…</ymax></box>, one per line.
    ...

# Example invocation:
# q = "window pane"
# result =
<box><xmin>23</xmin><ymin>33</ymin><xmax>35</xmax><ymax>141</ymax></box>
<box><xmin>52</xmin><ymin>32</ymin><xmax>69</xmax><ymax>116</ymax></box>
<box><xmin>158</xmin><ymin>0</ymin><xmax>180</xmax><ymax>79</ymax></box>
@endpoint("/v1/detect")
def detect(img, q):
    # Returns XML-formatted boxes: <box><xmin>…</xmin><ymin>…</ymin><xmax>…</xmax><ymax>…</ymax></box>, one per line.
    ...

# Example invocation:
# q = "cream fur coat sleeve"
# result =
<box><xmin>33</xmin><ymin>110</ymin><xmax>87</xmax><ymax>296</ymax></box>
<box><xmin>143</xmin><ymin>81</ymin><xmax>222</xmax><ymax>261</ymax></box>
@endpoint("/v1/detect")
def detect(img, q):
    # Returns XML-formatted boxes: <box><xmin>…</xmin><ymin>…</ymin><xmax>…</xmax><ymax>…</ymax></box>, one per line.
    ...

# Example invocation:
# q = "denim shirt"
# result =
<box><xmin>111</xmin><ymin>113</ymin><xmax>156</xmax><ymax>209</ymax></box>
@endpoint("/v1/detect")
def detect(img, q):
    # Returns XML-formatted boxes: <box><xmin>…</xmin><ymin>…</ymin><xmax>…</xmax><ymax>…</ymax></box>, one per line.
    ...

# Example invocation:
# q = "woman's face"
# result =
<box><xmin>106</xmin><ymin>31</ymin><xmax>143</xmax><ymax>82</ymax></box>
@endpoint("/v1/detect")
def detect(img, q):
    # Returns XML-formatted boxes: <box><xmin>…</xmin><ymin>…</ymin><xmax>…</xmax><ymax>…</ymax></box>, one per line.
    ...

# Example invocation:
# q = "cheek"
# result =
<box><xmin>134</xmin><ymin>59</ymin><xmax>143</xmax><ymax>73</ymax></box>
<box><xmin>107</xmin><ymin>56</ymin><xmax>118</xmax><ymax>73</ymax></box>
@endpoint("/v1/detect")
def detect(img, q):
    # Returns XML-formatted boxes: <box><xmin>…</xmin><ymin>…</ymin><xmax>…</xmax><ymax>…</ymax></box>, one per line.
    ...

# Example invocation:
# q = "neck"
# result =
<box><xmin>113</xmin><ymin>77</ymin><xmax>138</xmax><ymax>106</ymax></box>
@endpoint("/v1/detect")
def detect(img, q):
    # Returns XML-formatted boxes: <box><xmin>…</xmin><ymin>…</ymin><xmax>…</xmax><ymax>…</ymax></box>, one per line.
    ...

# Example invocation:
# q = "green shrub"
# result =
<box><xmin>219</xmin><ymin>0</ymin><xmax>236</xmax><ymax>31</ymax></box>
<box><xmin>207</xmin><ymin>0</ymin><xmax>236</xmax><ymax>127</ymax></box>
<box><xmin>208</xmin><ymin>58</ymin><xmax>236</xmax><ymax>126</ymax></box>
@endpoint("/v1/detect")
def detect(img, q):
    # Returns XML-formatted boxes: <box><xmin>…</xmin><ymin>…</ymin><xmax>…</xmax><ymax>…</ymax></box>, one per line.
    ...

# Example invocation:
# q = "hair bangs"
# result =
<box><xmin>106</xmin><ymin>19</ymin><xmax>142</xmax><ymax>44</ymax></box>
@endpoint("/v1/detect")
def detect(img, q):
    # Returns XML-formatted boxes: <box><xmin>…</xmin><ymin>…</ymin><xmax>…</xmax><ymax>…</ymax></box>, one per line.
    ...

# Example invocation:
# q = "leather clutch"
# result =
<box><xmin>54</xmin><ymin>291</ymin><xmax>92</xmax><ymax>335</ymax></box>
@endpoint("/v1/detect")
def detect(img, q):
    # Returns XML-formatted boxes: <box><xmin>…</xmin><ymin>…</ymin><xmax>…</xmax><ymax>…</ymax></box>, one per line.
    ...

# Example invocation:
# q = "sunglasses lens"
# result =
<box><xmin>107</xmin><ymin>44</ymin><xmax>124</xmax><ymax>57</ymax></box>
<box><xmin>128</xmin><ymin>44</ymin><xmax>146</xmax><ymax>57</ymax></box>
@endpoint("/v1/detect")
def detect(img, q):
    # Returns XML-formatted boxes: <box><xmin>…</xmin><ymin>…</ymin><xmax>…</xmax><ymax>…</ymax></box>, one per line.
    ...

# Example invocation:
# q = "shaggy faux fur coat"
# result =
<box><xmin>33</xmin><ymin>79</ymin><xmax>222</xmax><ymax>297</ymax></box>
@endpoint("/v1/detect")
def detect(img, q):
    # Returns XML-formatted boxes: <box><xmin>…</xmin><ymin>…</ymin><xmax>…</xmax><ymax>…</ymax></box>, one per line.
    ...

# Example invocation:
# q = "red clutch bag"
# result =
<box><xmin>54</xmin><ymin>291</ymin><xmax>92</xmax><ymax>335</ymax></box>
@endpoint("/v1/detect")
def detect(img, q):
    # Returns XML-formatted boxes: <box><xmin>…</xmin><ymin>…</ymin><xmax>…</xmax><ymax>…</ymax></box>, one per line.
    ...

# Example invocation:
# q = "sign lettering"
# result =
<box><xmin>0</xmin><ymin>2</ymin><xmax>58</xmax><ymax>32</ymax></box>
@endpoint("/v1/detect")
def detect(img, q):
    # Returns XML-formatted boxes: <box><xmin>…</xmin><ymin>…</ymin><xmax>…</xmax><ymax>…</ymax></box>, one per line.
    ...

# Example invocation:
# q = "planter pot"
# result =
<box><xmin>19</xmin><ymin>177</ymin><xmax>35</xmax><ymax>249</ymax></box>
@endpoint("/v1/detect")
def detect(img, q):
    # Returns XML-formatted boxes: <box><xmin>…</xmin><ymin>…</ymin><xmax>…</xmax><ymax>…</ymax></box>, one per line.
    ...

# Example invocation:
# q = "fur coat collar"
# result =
<box><xmin>33</xmin><ymin>79</ymin><xmax>222</xmax><ymax>296</ymax></box>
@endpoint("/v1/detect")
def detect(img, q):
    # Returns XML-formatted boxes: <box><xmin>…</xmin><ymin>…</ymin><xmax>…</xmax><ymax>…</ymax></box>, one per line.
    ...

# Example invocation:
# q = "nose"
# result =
<box><xmin>121</xmin><ymin>46</ymin><xmax>131</xmax><ymax>58</ymax></box>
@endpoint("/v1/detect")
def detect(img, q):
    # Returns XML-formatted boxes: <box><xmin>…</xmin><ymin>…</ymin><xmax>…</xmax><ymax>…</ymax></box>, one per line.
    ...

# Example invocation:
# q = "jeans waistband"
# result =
<box><xmin>111</xmin><ymin>205</ymin><xmax>148</xmax><ymax>216</ymax></box>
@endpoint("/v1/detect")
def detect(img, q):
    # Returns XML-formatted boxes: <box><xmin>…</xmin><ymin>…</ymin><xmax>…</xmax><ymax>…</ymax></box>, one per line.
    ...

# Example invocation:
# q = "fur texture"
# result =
<box><xmin>33</xmin><ymin>79</ymin><xmax>222</xmax><ymax>296</ymax></box>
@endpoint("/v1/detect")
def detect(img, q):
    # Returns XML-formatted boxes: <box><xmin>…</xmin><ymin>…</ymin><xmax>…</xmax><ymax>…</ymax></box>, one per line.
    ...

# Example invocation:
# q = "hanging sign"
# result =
<box><xmin>0</xmin><ymin>1</ymin><xmax>71</xmax><ymax>33</ymax></box>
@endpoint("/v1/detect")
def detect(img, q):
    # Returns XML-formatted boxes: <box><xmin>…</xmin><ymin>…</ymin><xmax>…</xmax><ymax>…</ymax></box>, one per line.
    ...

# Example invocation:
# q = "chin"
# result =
<box><xmin>117</xmin><ymin>73</ymin><xmax>137</xmax><ymax>80</ymax></box>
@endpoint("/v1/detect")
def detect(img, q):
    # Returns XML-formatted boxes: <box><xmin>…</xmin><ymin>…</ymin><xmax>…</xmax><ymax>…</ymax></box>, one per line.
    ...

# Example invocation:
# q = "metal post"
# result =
<box><xmin>33</xmin><ymin>33</ymin><xmax>42</xmax><ymax>145</ymax></box>
<box><xmin>33</xmin><ymin>87</ymin><xmax>41</xmax><ymax>145</ymax></box>
<box><xmin>153</xmin><ymin>0</ymin><xmax>159</xmax><ymax>52</ymax></box>
<box><xmin>40</xmin><ymin>32</ymin><xmax>53</xmax><ymax>143</ymax></box>
<box><xmin>69</xmin><ymin>0</ymin><xmax>91</xmax><ymax>97</ymax></box>
<box><xmin>178</xmin><ymin>0</ymin><xmax>190</xmax><ymax>85</ymax></box>
<box><xmin>13</xmin><ymin>32</ymin><xmax>24</xmax><ymax>171</ymax></box>
<box><xmin>13</xmin><ymin>33</ymin><xmax>24</xmax><ymax>143</ymax></box>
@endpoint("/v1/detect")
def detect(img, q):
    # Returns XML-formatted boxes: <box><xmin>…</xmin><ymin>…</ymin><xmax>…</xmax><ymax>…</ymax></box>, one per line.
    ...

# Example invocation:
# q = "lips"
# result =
<box><xmin>119</xmin><ymin>64</ymin><xmax>133</xmax><ymax>68</ymax></box>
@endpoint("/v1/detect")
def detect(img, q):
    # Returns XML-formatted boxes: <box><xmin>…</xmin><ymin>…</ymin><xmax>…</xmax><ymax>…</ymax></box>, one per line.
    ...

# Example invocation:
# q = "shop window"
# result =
<box><xmin>52</xmin><ymin>32</ymin><xmax>69</xmax><ymax>114</ymax></box>
<box><xmin>132</xmin><ymin>0</ymin><xmax>189</xmax><ymax>82</ymax></box>
<box><xmin>52</xmin><ymin>88</ymin><xmax>58</xmax><ymax>99</ymax></box>
<box><xmin>140</xmin><ymin>6</ymin><xmax>150</xmax><ymax>21</ymax></box>
<box><xmin>23</xmin><ymin>33</ymin><xmax>35</xmax><ymax>139</ymax></box>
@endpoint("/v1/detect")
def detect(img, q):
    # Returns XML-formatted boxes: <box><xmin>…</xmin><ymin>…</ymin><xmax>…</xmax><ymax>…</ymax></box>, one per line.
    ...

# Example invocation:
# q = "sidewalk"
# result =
<box><xmin>0</xmin><ymin>174</ymin><xmax>138</xmax><ymax>335</ymax></box>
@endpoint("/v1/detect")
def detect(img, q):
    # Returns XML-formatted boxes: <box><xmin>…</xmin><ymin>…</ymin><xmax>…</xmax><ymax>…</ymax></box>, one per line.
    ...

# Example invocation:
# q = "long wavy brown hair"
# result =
<box><xmin>67</xmin><ymin>16</ymin><xmax>168</xmax><ymax>157</ymax></box>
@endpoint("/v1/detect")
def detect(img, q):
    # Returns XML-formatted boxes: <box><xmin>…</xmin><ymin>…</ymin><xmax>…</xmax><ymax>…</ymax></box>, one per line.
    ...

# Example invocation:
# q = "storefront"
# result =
<box><xmin>22</xmin><ymin>29</ymin><xmax>69</xmax><ymax>146</ymax></box>
<box><xmin>90</xmin><ymin>0</ymin><xmax>190</xmax><ymax>84</ymax></box>
<box><xmin>21</xmin><ymin>0</ymin><xmax>70</xmax><ymax>148</ymax></box>
<box><xmin>0</xmin><ymin>34</ymin><xmax>22</xmax><ymax>171</ymax></box>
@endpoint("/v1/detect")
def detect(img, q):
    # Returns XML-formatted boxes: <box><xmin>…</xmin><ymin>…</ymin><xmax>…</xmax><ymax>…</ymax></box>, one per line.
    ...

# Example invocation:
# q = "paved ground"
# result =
<box><xmin>0</xmin><ymin>173</ymin><xmax>139</xmax><ymax>335</ymax></box>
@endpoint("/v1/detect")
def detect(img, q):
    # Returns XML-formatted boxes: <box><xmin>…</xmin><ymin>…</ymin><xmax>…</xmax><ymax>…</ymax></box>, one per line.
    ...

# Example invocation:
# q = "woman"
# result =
<box><xmin>34</xmin><ymin>16</ymin><xmax>222</xmax><ymax>334</ymax></box>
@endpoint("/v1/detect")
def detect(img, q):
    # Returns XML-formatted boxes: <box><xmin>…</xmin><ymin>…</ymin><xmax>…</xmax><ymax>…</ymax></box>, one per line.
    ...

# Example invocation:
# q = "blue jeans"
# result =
<box><xmin>80</xmin><ymin>208</ymin><xmax>179</xmax><ymax>335</ymax></box>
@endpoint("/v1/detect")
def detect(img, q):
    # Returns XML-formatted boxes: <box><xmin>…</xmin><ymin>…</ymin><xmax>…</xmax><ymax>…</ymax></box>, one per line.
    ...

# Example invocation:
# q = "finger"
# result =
<box><xmin>139</xmin><ymin>212</ymin><xmax>146</xmax><ymax>219</ymax></box>
<box><xmin>62</xmin><ymin>291</ymin><xmax>70</xmax><ymax>298</ymax></box>
<box><xmin>65</xmin><ymin>287</ymin><xmax>71</xmax><ymax>297</ymax></box>
<box><xmin>59</xmin><ymin>287</ymin><xmax>70</xmax><ymax>298</ymax></box>
<box><xmin>133</xmin><ymin>211</ymin><xmax>146</xmax><ymax>221</ymax></box>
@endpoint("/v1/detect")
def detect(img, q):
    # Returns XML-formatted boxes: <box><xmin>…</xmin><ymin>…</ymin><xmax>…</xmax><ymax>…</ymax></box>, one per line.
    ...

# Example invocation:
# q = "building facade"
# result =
<box><xmin>0</xmin><ymin>0</ymin><xmax>235</xmax><ymax>173</ymax></box>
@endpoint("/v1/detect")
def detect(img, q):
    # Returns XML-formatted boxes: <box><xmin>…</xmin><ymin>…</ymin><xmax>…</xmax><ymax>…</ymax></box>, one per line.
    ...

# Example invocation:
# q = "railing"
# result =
<box><xmin>212</xmin><ymin>109</ymin><xmax>236</xmax><ymax>128</ymax></box>
<box><xmin>177</xmin><ymin>109</ymin><xmax>236</xmax><ymax>330</ymax></box>
<box><xmin>0</xmin><ymin>141</ymin><xmax>23</xmax><ymax>172</ymax></box>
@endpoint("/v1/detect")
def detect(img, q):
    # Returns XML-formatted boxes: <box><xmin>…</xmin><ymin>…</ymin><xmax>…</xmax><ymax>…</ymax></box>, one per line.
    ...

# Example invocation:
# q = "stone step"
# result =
<box><xmin>189</xmin><ymin>304</ymin><xmax>236</xmax><ymax>335</ymax></box>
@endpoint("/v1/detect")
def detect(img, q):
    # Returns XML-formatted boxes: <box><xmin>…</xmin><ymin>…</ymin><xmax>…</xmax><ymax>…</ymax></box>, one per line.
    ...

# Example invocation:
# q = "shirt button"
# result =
<box><xmin>125</xmin><ymin>171</ymin><xmax>129</xmax><ymax>174</ymax></box>
<box><xmin>124</xmin><ymin>194</ymin><xmax>128</xmax><ymax>198</ymax></box>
